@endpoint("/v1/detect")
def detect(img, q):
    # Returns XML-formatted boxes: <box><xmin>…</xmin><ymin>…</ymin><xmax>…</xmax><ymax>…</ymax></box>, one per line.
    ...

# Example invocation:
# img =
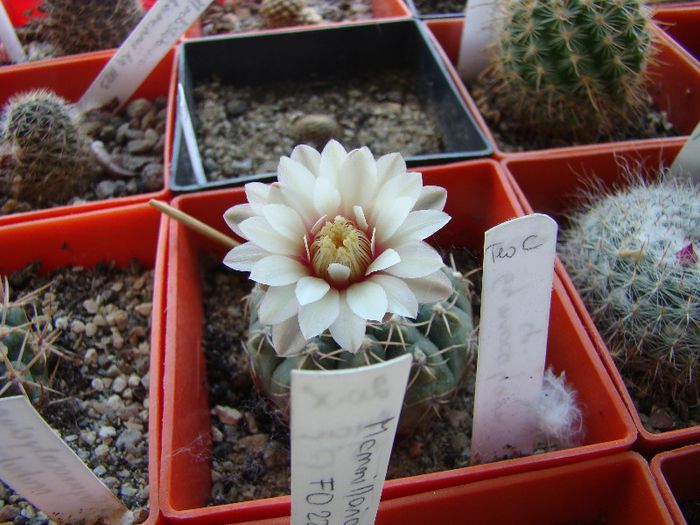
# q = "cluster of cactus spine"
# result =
<box><xmin>559</xmin><ymin>175</ymin><xmax>699</xmax><ymax>405</ymax></box>
<box><xmin>0</xmin><ymin>89</ymin><xmax>96</xmax><ymax>207</ymax></box>
<box><xmin>0</xmin><ymin>277</ymin><xmax>63</xmax><ymax>402</ymax></box>
<box><xmin>484</xmin><ymin>0</ymin><xmax>652</xmax><ymax>139</ymax></box>
<box><xmin>245</xmin><ymin>265</ymin><xmax>476</xmax><ymax>433</ymax></box>
<box><xmin>41</xmin><ymin>0</ymin><xmax>143</xmax><ymax>55</ymax></box>
<box><xmin>259</xmin><ymin>0</ymin><xmax>321</xmax><ymax>28</ymax></box>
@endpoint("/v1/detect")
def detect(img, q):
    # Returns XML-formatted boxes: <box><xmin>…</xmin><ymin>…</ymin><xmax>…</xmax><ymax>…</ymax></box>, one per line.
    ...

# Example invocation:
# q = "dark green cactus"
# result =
<box><xmin>484</xmin><ymin>0</ymin><xmax>652</xmax><ymax>139</ymax></box>
<box><xmin>0</xmin><ymin>89</ymin><xmax>95</xmax><ymax>206</ymax></box>
<box><xmin>42</xmin><ymin>0</ymin><xmax>144</xmax><ymax>55</ymax></box>
<box><xmin>245</xmin><ymin>266</ymin><xmax>475</xmax><ymax>433</ymax></box>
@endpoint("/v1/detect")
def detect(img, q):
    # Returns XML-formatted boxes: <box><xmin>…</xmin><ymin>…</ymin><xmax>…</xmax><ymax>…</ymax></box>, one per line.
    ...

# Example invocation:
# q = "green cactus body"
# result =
<box><xmin>559</xmin><ymin>178</ymin><xmax>699</xmax><ymax>404</ymax></box>
<box><xmin>42</xmin><ymin>0</ymin><xmax>143</xmax><ymax>55</ymax></box>
<box><xmin>486</xmin><ymin>0</ymin><xmax>652</xmax><ymax>138</ymax></box>
<box><xmin>1</xmin><ymin>90</ymin><xmax>95</xmax><ymax>206</ymax></box>
<box><xmin>245</xmin><ymin>266</ymin><xmax>475</xmax><ymax>433</ymax></box>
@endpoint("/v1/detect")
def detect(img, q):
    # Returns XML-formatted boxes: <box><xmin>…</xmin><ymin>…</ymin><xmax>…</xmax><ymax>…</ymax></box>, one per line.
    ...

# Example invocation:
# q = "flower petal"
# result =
<box><xmin>329</xmin><ymin>293</ymin><xmax>366</xmax><ymax>352</ymax></box>
<box><xmin>277</xmin><ymin>156</ymin><xmax>317</xmax><ymax>224</ymax></box>
<box><xmin>223</xmin><ymin>203</ymin><xmax>254</xmax><ymax>238</ymax></box>
<box><xmin>245</xmin><ymin>182</ymin><xmax>271</xmax><ymax>210</ymax></box>
<box><xmin>290</xmin><ymin>144</ymin><xmax>321</xmax><ymax>176</ymax></box>
<box><xmin>261</xmin><ymin>204</ymin><xmax>306</xmax><ymax>242</ymax></box>
<box><xmin>295</xmin><ymin>276</ymin><xmax>330</xmax><ymax>306</ymax></box>
<box><xmin>223</xmin><ymin>242</ymin><xmax>269</xmax><ymax>272</ymax></box>
<box><xmin>374</xmin><ymin>197</ymin><xmax>415</xmax><ymax>244</ymax></box>
<box><xmin>314</xmin><ymin>177</ymin><xmax>341</xmax><ymax>217</ymax></box>
<box><xmin>404</xmin><ymin>270</ymin><xmax>453</xmax><ymax>303</ymax></box>
<box><xmin>365</xmin><ymin>248</ymin><xmax>401</xmax><ymax>275</ymax></box>
<box><xmin>389</xmin><ymin>210</ymin><xmax>451</xmax><ymax>245</ymax></box>
<box><xmin>370</xmin><ymin>172</ymin><xmax>422</xmax><ymax>226</ymax></box>
<box><xmin>319</xmin><ymin>140</ymin><xmax>347</xmax><ymax>183</ymax></box>
<box><xmin>346</xmin><ymin>281</ymin><xmax>388</xmax><ymax>321</ymax></box>
<box><xmin>258</xmin><ymin>285</ymin><xmax>298</xmax><ymax>324</ymax></box>
<box><xmin>250</xmin><ymin>255</ymin><xmax>308</xmax><ymax>286</ymax></box>
<box><xmin>415</xmin><ymin>185</ymin><xmax>447</xmax><ymax>211</ymax></box>
<box><xmin>385</xmin><ymin>242</ymin><xmax>444</xmax><ymax>278</ymax></box>
<box><xmin>353</xmin><ymin>205</ymin><xmax>369</xmax><ymax>231</ymax></box>
<box><xmin>376</xmin><ymin>152</ymin><xmax>407</xmax><ymax>186</ymax></box>
<box><xmin>369</xmin><ymin>274</ymin><xmax>419</xmax><ymax>318</ymax></box>
<box><xmin>327</xmin><ymin>263</ymin><xmax>351</xmax><ymax>285</ymax></box>
<box><xmin>272</xmin><ymin>316</ymin><xmax>308</xmax><ymax>356</ymax></box>
<box><xmin>339</xmin><ymin>147</ymin><xmax>377</xmax><ymax>213</ymax></box>
<box><xmin>298</xmin><ymin>289</ymin><xmax>340</xmax><ymax>339</ymax></box>
<box><xmin>239</xmin><ymin>216</ymin><xmax>300</xmax><ymax>256</ymax></box>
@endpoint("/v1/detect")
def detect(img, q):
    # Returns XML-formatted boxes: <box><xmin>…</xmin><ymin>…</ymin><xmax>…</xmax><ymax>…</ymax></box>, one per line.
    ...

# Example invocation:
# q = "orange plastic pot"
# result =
<box><xmin>502</xmin><ymin>141</ymin><xmax>699</xmax><ymax>453</ymax></box>
<box><xmin>654</xmin><ymin>6</ymin><xmax>700</xmax><ymax>67</ymax></box>
<box><xmin>652</xmin><ymin>444</ymin><xmax>700</xmax><ymax>525</ymax></box>
<box><xmin>184</xmin><ymin>0</ymin><xmax>411</xmax><ymax>39</ymax></box>
<box><xmin>0</xmin><ymin>47</ymin><xmax>175</xmax><ymax>226</ymax></box>
<box><xmin>0</xmin><ymin>202</ymin><xmax>168</xmax><ymax>525</ymax></box>
<box><xmin>160</xmin><ymin>159</ymin><xmax>634</xmax><ymax>524</ymax></box>
<box><xmin>424</xmin><ymin>19</ymin><xmax>700</xmax><ymax>160</ymax></box>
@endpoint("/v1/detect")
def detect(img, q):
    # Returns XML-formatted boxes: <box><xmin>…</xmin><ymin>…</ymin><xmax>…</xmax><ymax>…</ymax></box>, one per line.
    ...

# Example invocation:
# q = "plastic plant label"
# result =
<box><xmin>0</xmin><ymin>396</ymin><xmax>131</xmax><ymax>525</ymax></box>
<box><xmin>457</xmin><ymin>0</ymin><xmax>500</xmax><ymax>82</ymax></box>
<box><xmin>290</xmin><ymin>353</ymin><xmax>412</xmax><ymax>525</ymax></box>
<box><xmin>670</xmin><ymin>119</ymin><xmax>700</xmax><ymax>184</ymax></box>
<box><xmin>79</xmin><ymin>0</ymin><xmax>213</xmax><ymax>111</ymax></box>
<box><xmin>177</xmin><ymin>83</ymin><xmax>207</xmax><ymax>185</ymax></box>
<box><xmin>0</xmin><ymin>3</ymin><xmax>26</xmax><ymax>63</ymax></box>
<box><xmin>471</xmin><ymin>214</ymin><xmax>558</xmax><ymax>464</ymax></box>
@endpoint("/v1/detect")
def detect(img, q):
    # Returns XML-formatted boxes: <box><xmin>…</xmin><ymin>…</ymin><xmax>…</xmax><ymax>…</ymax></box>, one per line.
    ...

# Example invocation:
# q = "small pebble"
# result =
<box><xmin>112</xmin><ymin>376</ymin><xmax>127</xmax><ymax>393</ymax></box>
<box><xmin>99</xmin><ymin>426</ymin><xmax>117</xmax><ymax>439</ymax></box>
<box><xmin>214</xmin><ymin>405</ymin><xmax>243</xmax><ymax>426</ymax></box>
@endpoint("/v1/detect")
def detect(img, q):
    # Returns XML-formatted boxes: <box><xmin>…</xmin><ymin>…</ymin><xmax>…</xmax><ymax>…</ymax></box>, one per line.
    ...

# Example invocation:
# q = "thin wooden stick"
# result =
<box><xmin>149</xmin><ymin>199</ymin><xmax>240</xmax><ymax>249</ymax></box>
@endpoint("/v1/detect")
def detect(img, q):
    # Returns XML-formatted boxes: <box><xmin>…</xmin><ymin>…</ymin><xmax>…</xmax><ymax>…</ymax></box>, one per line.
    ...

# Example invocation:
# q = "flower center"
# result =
<box><xmin>310</xmin><ymin>216</ymin><xmax>372</xmax><ymax>282</ymax></box>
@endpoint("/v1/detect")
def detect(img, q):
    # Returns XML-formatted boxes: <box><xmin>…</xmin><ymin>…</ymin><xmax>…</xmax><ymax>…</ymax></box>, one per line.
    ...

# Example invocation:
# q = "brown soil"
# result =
<box><xmin>412</xmin><ymin>0</ymin><xmax>464</xmax><ymax>15</ymax></box>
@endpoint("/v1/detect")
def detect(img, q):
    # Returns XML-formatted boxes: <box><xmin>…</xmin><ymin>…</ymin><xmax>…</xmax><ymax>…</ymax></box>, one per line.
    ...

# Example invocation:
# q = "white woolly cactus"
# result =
<box><xmin>559</xmin><ymin>175</ymin><xmax>699</xmax><ymax>405</ymax></box>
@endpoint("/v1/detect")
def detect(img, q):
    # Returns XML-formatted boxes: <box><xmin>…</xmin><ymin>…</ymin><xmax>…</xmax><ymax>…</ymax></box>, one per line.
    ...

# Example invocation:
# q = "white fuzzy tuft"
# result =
<box><xmin>537</xmin><ymin>368</ymin><xmax>583</xmax><ymax>448</ymax></box>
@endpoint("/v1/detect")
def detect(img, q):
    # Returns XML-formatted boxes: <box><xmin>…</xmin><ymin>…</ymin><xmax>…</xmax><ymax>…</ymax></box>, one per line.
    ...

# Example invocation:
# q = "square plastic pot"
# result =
<box><xmin>651</xmin><ymin>444</ymin><xmax>700</xmax><ymax>525</ymax></box>
<box><xmin>502</xmin><ymin>141</ymin><xmax>700</xmax><ymax>453</ymax></box>
<box><xmin>0</xmin><ymin>202</ymin><xmax>168</xmax><ymax>525</ymax></box>
<box><xmin>170</xmin><ymin>20</ymin><xmax>492</xmax><ymax>192</ymax></box>
<box><xmin>653</xmin><ymin>5</ymin><xmax>700</xmax><ymax>67</ymax></box>
<box><xmin>185</xmin><ymin>0</ymin><xmax>411</xmax><ymax>38</ymax></box>
<box><xmin>424</xmin><ymin>18</ymin><xmax>700</xmax><ymax>160</ymax></box>
<box><xmin>0</xmin><ymin>47</ymin><xmax>175</xmax><ymax>227</ymax></box>
<box><xmin>160</xmin><ymin>158</ymin><xmax>634</xmax><ymax>524</ymax></box>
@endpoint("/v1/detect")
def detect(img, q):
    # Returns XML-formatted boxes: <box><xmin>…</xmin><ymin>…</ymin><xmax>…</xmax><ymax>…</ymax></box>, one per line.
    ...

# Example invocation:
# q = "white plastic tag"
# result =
<box><xmin>670</xmin><ymin>119</ymin><xmax>700</xmax><ymax>184</ymax></box>
<box><xmin>0</xmin><ymin>3</ymin><xmax>26</xmax><ymax>63</ymax></box>
<box><xmin>79</xmin><ymin>0</ymin><xmax>213</xmax><ymax>111</ymax></box>
<box><xmin>177</xmin><ymin>83</ymin><xmax>207</xmax><ymax>184</ymax></box>
<box><xmin>457</xmin><ymin>0</ymin><xmax>500</xmax><ymax>82</ymax></box>
<box><xmin>0</xmin><ymin>396</ymin><xmax>131</xmax><ymax>525</ymax></box>
<box><xmin>471</xmin><ymin>214</ymin><xmax>558</xmax><ymax>464</ymax></box>
<box><xmin>290</xmin><ymin>353</ymin><xmax>412</xmax><ymax>525</ymax></box>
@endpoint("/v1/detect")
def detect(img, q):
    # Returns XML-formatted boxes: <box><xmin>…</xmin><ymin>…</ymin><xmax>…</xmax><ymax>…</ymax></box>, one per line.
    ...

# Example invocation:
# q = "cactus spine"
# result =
<box><xmin>559</xmin><ymin>176</ymin><xmax>699</xmax><ymax>405</ymax></box>
<box><xmin>484</xmin><ymin>0</ymin><xmax>652</xmax><ymax>139</ymax></box>
<box><xmin>245</xmin><ymin>266</ymin><xmax>475</xmax><ymax>433</ymax></box>
<box><xmin>42</xmin><ymin>0</ymin><xmax>144</xmax><ymax>55</ymax></box>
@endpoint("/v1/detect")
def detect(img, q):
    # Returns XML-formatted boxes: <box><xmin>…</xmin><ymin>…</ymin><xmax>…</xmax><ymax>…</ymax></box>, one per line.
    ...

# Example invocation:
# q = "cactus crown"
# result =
<box><xmin>485</xmin><ymin>0</ymin><xmax>652</xmax><ymax>139</ymax></box>
<box><xmin>245</xmin><ymin>264</ymin><xmax>476</xmax><ymax>434</ymax></box>
<box><xmin>559</xmin><ymin>175</ymin><xmax>699</xmax><ymax>404</ymax></box>
<box><xmin>42</xmin><ymin>0</ymin><xmax>143</xmax><ymax>55</ymax></box>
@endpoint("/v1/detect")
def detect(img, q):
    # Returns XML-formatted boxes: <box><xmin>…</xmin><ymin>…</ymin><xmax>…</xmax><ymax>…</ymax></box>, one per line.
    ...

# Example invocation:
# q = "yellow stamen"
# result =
<box><xmin>310</xmin><ymin>216</ymin><xmax>372</xmax><ymax>282</ymax></box>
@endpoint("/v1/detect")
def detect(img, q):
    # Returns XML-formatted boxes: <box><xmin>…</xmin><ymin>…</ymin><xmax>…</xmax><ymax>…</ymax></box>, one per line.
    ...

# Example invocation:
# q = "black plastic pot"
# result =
<box><xmin>171</xmin><ymin>19</ymin><xmax>492</xmax><ymax>192</ymax></box>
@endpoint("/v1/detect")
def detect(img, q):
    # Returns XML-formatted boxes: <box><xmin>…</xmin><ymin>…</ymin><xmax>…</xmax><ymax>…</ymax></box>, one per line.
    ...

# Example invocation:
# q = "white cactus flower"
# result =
<box><xmin>223</xmin><ymin>140</ymin><xmax>453</xmax><ymax>355</ymax></box>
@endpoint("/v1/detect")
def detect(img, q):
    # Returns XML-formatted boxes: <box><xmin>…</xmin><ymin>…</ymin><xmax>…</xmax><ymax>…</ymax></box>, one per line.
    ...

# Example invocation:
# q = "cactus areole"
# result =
<box><xmin>224</xmin><ymin>141</ymin><xmax>475</xmax><ymax>432</ymax></box>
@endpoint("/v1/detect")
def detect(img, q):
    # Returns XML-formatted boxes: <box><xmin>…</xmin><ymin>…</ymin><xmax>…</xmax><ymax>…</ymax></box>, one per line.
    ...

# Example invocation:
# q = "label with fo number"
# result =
<box><xmin>471</xmin><ymin>214</ymin><xmax>558</xmax><ymax>464</ymax></box>
<box><xmin>79</xmin><ymin>0</ymin><xmax>213</xmax><ymax>111</ymax></box>
<box><xmin>0</xmin><ymin>396</ymin><xmax>131</xmax><ymax>525</ymax></box>
<box><xmin>670</xmin><ymin>119</ymin><xmax>700</xmax><ymax>184</ymax></box>
<box><xmin>290</xmin><ymin>353</ymin><xmax>411</xmax><ymax>525</ymax></box>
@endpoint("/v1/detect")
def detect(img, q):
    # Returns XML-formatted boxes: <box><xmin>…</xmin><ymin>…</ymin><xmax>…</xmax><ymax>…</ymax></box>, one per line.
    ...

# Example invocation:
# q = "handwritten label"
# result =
<box><xmin>0</xmin><ymin>396</ymin><xmax>131</xmax><ymax>525</ymax></box>
<box><xmin>471</xmin><ymin>214</ymin><xmax>558</xmax><ymax>464</ymax></box>
<box><xmin>670</xmin><ymin>119</ymin><xmax>700</xmax><ymax>184</ymax></box>
<box><xmin>79</xmin><ymin>0</ymin><xmax>213</xmax><ymax>111</ymax></box>
<box><xmin>290</xmin><ymin>354</ymin><xmax>411</xmax><ymax>525</ymax></box>
<box><xmin>457</xmin><ymin>0</ymin><xmax>499</xmax><ymax>81</ymax></box>
<box><xmin>0</xmin><ymin>3</ymin><xmax>26</xmax><ymax>63</ymax></box>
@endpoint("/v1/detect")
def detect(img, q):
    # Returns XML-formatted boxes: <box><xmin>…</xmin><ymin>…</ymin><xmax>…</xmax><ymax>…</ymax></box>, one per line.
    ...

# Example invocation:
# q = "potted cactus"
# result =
<box><xmin>0</xmin><ymin>202</ymin><xmax>167</xmax><ymax>524</ymax></box>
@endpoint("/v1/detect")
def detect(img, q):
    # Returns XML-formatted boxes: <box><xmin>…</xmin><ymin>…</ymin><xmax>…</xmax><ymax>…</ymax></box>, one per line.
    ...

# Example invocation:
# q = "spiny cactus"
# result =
<box><xmin>0</xmin><ymin>277</ymin><xmax>63</xmax><ymax>403</ymax></box>
<box><xmin>259</xmin><ymin>0</ymin><xmax>321</xmax><ymax>28</ymax></box>
<box><xmin>559</xmin><ymin>176</ymin><xmax>699</xmax><ymax>405</ymax></box>
<box><xmin>245</xmin><ymin>265</ymin><xmax>476</xmax><ymax>434</ymax></box>
<box><xmin>483</xmin><ymin>0</ymin><xmax>653</xmax><ymax>139</ymax></box>
<box><xmin>42</xmin><ymin>0</ymin><xmax>144</xmax><ymax>55</ymax></box>
<box><xmin>0</xmin><ymin>89</ymin><xmax>96</xmax><ymax>206</ymax></box>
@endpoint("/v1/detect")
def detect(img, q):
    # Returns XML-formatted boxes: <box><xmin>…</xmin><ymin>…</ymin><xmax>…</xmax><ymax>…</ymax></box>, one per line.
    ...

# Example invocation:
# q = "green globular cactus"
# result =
<box><xmin>42</xmin><ymin>0</ymin><xmax>144</xmax><ymax>55</ymax></box>
<box><xmin>245</xmin><ymin>266</ymin><xmax>476</xmax><ymax>434</ymax></box>
<box><xmin>0</xmin><ymin>89</ymin><xmax>95</xmax><ymax>206</ymax></box>
<box><xmin>484</xmin><ymin>0</ymin><xmax>652</xmax><ymax>139</ymax></box>
<box><xmin>559</xmin><ymin>177</ymin><xmax>699</xmax><ymax>405</ymax></box>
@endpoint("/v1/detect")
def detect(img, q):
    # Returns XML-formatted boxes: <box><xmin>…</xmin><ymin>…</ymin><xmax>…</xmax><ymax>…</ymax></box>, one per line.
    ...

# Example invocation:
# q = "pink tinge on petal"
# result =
<box><xmin>676</xmin><ymin>243</ymin><xmax>698</xmax><ymax>266</ymax></box>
